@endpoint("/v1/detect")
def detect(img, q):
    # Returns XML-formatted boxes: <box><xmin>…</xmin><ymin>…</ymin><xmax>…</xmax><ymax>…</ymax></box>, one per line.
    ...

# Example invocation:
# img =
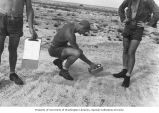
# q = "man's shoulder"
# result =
<box><xmin>65</xmin><ymin>22</ymin><xmax>75</xmax><ymax>28</ymax></box>
<box><xmin>63</xmin><ymin>22</ymin><xmax>75</xmax><ymax>32</ymax></box>
<box><xmin>57</xmin><ymin>23</ymin><xmax>75</xmax><ymax>36</ymax></box>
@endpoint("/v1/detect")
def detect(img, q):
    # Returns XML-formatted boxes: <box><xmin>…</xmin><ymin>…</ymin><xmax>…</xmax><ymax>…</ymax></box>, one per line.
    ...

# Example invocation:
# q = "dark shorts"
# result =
<box><xmin>122</xmin><ymin>23</ymin><xmax>144</xmax><ymax>41</ymax></box>
<box><xmin>48</xmin><ymin>45</ymin><xmax>72</xmax><ymax>59</ymax></box>
<box><xmin>0</xmin><ymin>12</ymin><xmax>23</xmax><ymax>38</ymax></box>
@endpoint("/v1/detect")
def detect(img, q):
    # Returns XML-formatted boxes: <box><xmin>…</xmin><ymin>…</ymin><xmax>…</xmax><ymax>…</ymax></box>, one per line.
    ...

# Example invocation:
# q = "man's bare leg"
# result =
<box><xmin>127</xmin><ymin>40</ymin><xmax>140</xmax><ymax>75</ymax></box>
<box><xmin>8</xmin><ymin>36</ymin><xmax>24</xmax><ymax>85</ymax></box>
<box><xmin>123</xmin><ymin>38</ymin><xmax>130</xmax><ymax>69</ymax></box>
<box><xmin>113</xmin><ymin>37</ymin><xmax>130</xmax><ymax>78</ymax></box>
<box><xmin>64</xmin><ymin>49</ymin><xmax>97</xmax><ymax>69</ymax></box>
<box><xmin>62</xmin><ymin>48</ymin><xmax>81</xmax><ymax>70</ymax></box>
<box><xmin>122</xmin><ymin>40</ymin><xmax>140</xmax><ymax>88</ymax></box>
<box><xmin>8</xmin><ymin>37</ymin><xmax>20</xmax><ymax>74</ymax></box>
<box><xmin>57</xmin><ymin>47</ymin><xmax>82</xmax><ymax>80</ymax></box>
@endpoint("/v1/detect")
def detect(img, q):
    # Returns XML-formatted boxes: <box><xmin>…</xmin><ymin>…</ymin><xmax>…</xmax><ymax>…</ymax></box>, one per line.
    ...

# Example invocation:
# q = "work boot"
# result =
<box><xmin>122</xmin><ymin>76</ymin><xmax>130</xmax><ymax>88</ymax></box>
<box><xmin>53</xmin><ymin>59</ymin><xmax>63</xmax><ymax>69</ymax></box>
<box><xmin>59</xmin><ymin>69</ymin><xmax>74</xmax><ymax>81</ymax></box>
<box><xmin>113</xmin><ymin>69</ymin><xmax>127</xmax><ymax>78</ymax></box>
<box><xmin>10</xmin><ymin>73</ymin><xmax>24</xmax><ymax>85</ymax></box>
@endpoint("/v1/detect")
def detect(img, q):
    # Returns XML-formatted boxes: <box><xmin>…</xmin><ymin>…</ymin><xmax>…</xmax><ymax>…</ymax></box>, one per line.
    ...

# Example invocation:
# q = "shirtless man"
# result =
<box><xmin>48</xmin><ymin>20</ymin><xmax>100</xmax><ymax>80</ymax></box>
<box><xmin>0</xmin><ymin>0</ymin><xmax>38</xmax><ymax>85</ymax></box>
<box><xmin>113</xmin><ymin>0</ymin><xmax>159</xmax><ymax>88</ymax></box>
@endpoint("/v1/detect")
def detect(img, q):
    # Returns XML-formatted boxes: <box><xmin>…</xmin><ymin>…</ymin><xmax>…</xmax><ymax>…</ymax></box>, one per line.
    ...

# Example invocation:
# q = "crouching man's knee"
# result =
<box><xmin>74</xmin><ymin>49</ymin><xmax>83</xmax><ymax>58</ymax></box>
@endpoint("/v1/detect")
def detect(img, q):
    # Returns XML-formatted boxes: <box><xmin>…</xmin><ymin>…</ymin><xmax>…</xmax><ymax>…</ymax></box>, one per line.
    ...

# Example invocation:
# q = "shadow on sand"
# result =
<box><xmin>54</xmin><ymin>64</ymin><xmax>112</xmax><ymax>87</ymax></box>
<box><xmin>0</xmin><ymin>79</ymin><xmax>12</xmax><ymax>89</ymax></box>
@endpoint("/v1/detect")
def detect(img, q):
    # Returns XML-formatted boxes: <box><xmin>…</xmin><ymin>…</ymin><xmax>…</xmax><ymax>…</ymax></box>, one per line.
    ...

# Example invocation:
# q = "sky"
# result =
<box><xmin>55</xmin><ymin>0</ymin><xmax>159</xmax><ymax>8</ymax></box>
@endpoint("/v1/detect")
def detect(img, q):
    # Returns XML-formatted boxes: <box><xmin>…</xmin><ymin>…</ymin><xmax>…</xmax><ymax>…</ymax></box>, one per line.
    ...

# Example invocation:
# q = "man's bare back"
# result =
<box><xmin>52</xmin><ymin>23</ymin><xmax>75</xmax><ymax>47</ymax></box>
<box><xmin>0</xmin><ymin>0</ymin><xmax>25</xmax><ymax>17</ymax></box>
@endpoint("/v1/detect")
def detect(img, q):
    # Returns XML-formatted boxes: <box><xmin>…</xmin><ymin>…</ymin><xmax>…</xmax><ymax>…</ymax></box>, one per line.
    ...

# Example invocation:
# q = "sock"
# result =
<box><xmin>63</xmin><ymin>66</ymin><xmax>69</xmax><ymax>70</ymax></box>
<box><xmin>126</xmin><ymin>73</ymin><xmax>131</xmax><ymax>77</ymax></box>
<box><xmin>122</xmin><ymin>69</ymin><xmax>127</xmax><ymax>74</ymax></box>
<box><xmin>123</xmin><ymin>67</ymin><xmax>127</xmax><ymax>70</ymax></box>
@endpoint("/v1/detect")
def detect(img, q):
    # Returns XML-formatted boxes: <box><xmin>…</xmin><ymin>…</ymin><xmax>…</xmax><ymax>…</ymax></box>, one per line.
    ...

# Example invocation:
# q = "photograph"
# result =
<box><xmin>0</xmin><ymin>0</ymin><xmax>159</xmax><ymax>111</ymax></box>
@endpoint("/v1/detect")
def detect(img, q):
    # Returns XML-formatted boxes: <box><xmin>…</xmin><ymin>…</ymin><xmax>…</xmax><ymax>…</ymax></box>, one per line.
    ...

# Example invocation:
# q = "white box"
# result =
<box><xmin>22</xmin><ymin>38</ymin><xmax>41</xmax><ymax>70</ymax></box>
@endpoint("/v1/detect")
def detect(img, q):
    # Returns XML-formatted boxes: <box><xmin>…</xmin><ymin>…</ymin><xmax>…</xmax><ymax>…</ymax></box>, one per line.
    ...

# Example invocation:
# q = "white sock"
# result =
<box><xmin>63</xmin><ymin>66</ymin><xmax>69</xmax><ymax>70</ymax></box>
<box><xmin>126</xmin><ymin>73</ymin><xmax>131</xmax><ymax>77</ymax></box>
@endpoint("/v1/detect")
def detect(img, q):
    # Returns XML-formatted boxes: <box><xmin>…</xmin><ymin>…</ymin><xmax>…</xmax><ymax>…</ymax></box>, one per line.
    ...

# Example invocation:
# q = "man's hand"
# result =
<box><xmin>29</xmin><ymin>28</ymin><xmax>38</xmax><ymax>40</ymax></box>
<box><xmin>137</xmin><ymin>21</ymin><xmax>149</xmax><ymax>29</ymax></box>
<box><xmin>89</xmin><ymin>63</ymin><xmax>98</xmax><ymax>70</ymax></box>
<box><xmin>137</xmin><ymin>21</ymin><xmax>147</xmax><ymax>28</ymax></box>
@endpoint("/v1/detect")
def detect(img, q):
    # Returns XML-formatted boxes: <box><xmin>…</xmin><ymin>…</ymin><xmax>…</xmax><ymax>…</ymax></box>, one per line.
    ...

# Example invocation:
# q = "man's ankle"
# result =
<box><xmin>126</xmin><ymin>73</ymin><xmax>131</xmax><ymax>77</ymax></box>
<box><xmin>121</xmin><ymin>69</ymin><xmax>127</xmax><ymax>73</ymax></box>
<box><xmin>122</xmin><ymin>68</ymin><xmax>127</xmax><ymax>70</ymax></box>
<box><xmin>63</xmin><ymin>66</ymin><xmax>69</xmax><ymax>70</ymax></box>
<box><xmin>10</xmin><ymin>72</ymin><xmax>15</xmax><ymax>74</ymax></box>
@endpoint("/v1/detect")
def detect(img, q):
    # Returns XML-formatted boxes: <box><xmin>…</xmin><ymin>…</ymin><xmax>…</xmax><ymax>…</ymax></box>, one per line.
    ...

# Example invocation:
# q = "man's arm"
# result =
<box><xmin>67</xmin><ymin>34</ymin><xmax>95</xmax><ymax>66</ymax></box>
<box><xmin>118</xmin><ymin>0</ymin><xmax>128</xmax><ymax>22</ymax></box>
<box><xmin>25</xmin><ymin>0</ymin><xmax>38</xmax><ymax>39</ymax></box>
<box><xmin>147</xmin><ymin>0</ymin><xmax>159</xmax><ymax>27</ymax></box>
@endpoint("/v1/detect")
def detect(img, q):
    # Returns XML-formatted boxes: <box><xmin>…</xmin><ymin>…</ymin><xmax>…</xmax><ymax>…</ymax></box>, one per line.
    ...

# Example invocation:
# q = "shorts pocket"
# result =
<box><xmin>7</xmin><ymin>17</ymin><xmax>23</xmax><ymax>36</ymax></box>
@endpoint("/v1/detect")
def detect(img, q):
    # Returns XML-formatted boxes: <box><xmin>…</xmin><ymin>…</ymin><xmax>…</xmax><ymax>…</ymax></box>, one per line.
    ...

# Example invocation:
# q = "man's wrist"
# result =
<box><xmin>146</xmin><ymin>22</ymin><xmax>153</xmax><ymax>27</ymax></box>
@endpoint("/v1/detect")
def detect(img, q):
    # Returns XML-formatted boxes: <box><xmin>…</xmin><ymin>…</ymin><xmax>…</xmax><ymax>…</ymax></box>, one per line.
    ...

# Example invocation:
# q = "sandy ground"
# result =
<box><xmin>0</xmin><ymin>1</ymin><xmax>159</xmax><ymax>107</ymax></box>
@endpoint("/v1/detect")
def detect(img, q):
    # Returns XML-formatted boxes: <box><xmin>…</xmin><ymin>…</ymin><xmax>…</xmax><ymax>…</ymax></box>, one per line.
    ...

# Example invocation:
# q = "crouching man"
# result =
<box><xmin>0</xmin><ymin>0</ymin><xmax>38</xmax><ymax>85</ymax></box>
<box><xmin>48</xmin><ymin>20</ymin><xmax>101</xmax><ymax>80</ymax></box>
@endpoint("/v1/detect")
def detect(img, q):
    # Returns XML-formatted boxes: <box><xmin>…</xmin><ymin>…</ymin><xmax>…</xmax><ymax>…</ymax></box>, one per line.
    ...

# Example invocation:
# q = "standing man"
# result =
<box><xmin>48</xmin><ymin>20</ymin><xmax>101</xmax><ymax>81</ymax></box>
<box><xmin>0</xmin><ymin>0</ymin><xmax>38</xmax><ymax>85</ymax></box>
<box><xmin>113</xmin><ymin>0</ymin><xmax>159</xmax><ymax>88</ymax></box>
